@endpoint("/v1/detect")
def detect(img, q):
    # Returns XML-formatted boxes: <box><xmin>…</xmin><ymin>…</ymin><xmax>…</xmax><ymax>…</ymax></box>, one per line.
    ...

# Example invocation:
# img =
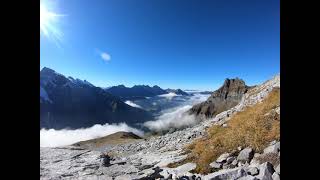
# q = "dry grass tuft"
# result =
<box><xmin>185</xmin><ymin>88</ymin><xmax>280</xmax><ymax>174</ymax></box>
<box><xmin>167</xmin><ymin>156</ymin><xmax>193</xmax><ymax>168</ymax></box>
<box><xmin>256</xmin><ymin>152</ymin><xmax>280</xmax><ymax>167</ymax></box>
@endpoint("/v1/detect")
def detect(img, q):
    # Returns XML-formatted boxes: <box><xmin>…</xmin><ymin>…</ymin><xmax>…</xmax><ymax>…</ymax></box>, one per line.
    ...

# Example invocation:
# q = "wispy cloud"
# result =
<box><xmin>125</xmin><ymin>100</ymin><xmax>143</xmax><ymax>109</ymax></box>
<box><xmin>144</xmin><ymin>93</ymin><xmax>210</xmax><ymax>132</ymax></box>
<box><xmin>96</xmin><ymin>49</ymin><xmax>111</xmax><ymax>62</ymax></box>
<box><xmin>101</xmin><ymin>52</ymin><xmax>111</xmax><ymax>61</ymax></box>
<box><xmin>144</xmin><ymin>105</ymin><xmax>197</xmax><ymax>132</ymax></box>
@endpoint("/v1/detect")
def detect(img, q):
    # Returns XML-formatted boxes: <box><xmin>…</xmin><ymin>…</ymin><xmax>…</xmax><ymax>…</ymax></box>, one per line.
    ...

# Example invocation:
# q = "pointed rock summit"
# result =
<box><xmin>212</xmin><ymin>78</ymin><xmax>249</xmax><ymax>100</ymax></box>
<box><xmin>189</xmin><ymin>78</ymin><xmax>251</xmax><ymax>118</ymax></box>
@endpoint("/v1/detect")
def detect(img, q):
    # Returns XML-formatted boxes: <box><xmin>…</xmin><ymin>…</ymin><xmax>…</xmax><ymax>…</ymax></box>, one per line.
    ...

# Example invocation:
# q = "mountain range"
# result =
<box><xmin>40</xmin><ymin>67</ymin><xmax>153</xmax><ymax>130</ymax></box>
<box><xmin>41</xmin><ymin>74</ymin><xmax>280</xmax><ymax>180</ymax></box>
<box><xmin>105</xmin><ymin>85</ymin><xmax>189</xmax><ymax>101</ymax></box>
<box><xmin>40</xmin><ymin>67</ymin><xmax>190</xmax><ymax>130</ymax></box>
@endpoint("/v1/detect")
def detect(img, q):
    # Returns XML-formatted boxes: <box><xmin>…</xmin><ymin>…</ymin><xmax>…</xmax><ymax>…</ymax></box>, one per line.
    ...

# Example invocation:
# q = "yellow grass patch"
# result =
<box><xmin>186</xmin><ymin>88</ymin><xmax>280</xmax><ymax>174</ymax></box>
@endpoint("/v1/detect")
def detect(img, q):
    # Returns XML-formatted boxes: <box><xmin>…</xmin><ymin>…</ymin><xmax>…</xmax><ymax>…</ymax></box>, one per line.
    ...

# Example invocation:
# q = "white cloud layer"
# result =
<box><xmin>144</xmin><ymin>93</ymin><xmax>210</xmax><ymax>131</ymax></box>
<box><xmin>40</xmin><ymin>123</ymin><xmax>144</xmax><ymax>147</ymax></box>
<box><xmin>125</xmin><ymin>100</ymin><xmax>143</xmax><ymax>109</ymax></box>
<box><xmin>40</xmin><ymin>93</ymin><xmax>210</xmax><ymax>147</ymax></box>
<box><xmin>144</xmin><ymin>105</ymin><xmax>196</xmax><ymax>131</ymax></box>
<box><xmin>158</xmin><ymin>92</ymin><xmax>181</xmax><ymax>100</ymax></box>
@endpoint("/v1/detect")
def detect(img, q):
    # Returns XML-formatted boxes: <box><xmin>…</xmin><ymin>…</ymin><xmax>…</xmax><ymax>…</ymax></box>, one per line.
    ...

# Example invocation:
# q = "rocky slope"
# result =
<box><xmin>189</xmin><ymin>78</ymin><xmax>252</xmax><ymax>119</ymax></box>
<box><xmin>40</xmin><ymin>67</ymin><xmax>153</xmax><ymax>130</ymax></box>
<box><xmin>72</xmin><ymin>132</ymin><xmax>144</xmax><ymax>150</ymax></box>
<box><xmin>40</xmin><ymin>74</ymin><xmax>280</xmax><ymax>180</ymax></box>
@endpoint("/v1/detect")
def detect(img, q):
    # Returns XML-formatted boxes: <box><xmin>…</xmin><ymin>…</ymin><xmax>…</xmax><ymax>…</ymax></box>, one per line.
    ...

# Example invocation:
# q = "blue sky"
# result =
<box><xmin>40</xmin><ymin>0</ymin><xmax>279</xmax><ymax>91</ymax></box>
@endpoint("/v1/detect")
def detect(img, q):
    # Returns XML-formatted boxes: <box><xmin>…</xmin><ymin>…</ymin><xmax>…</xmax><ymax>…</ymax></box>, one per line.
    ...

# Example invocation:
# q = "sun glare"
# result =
<box><xmin>40</xmin><ymin>1</ymin><xmax>64</xmax><ymax>44</ymax></box>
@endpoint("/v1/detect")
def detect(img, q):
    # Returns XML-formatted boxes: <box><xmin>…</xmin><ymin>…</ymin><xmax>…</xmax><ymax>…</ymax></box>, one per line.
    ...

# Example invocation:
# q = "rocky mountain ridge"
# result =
<box><xmin>106</xmin><ymin>85</ymin><xmax>189</xmax><ymax>101</ymax></box>
<box><xmin>189</xmin><ymin>78</ymin><xmax>252</xmax><ymax>119</ymax></box>
<box><xmin>165</xmin><ymin>89</ymin><xmax>190</xmax><ymax>96</ymax></box>
<box><xmin>40</xmin><ymin>74</ymin><xmax>280</xmax><ymax>179</ymax></box>
<box><xmin>40</xmin><ymin>67</ymin><xmax>153</xmax><ymax>130</ymax></box>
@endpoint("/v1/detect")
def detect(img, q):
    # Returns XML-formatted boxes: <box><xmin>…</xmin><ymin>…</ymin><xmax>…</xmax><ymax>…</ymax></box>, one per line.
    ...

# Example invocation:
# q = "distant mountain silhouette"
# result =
<box><xmin>165</xmin><ymin>88</ymin><xmax>190</xmax><ymax>96</ymax></box>
<box><xmin>40</xmin><ymin>67</ymin><xmax>153</xmax><ymax>130</ymax></box>
<box><xmin>106</xmin><ymin>85</ymin><xmax>189</xmax><ymax>100</ymax></box>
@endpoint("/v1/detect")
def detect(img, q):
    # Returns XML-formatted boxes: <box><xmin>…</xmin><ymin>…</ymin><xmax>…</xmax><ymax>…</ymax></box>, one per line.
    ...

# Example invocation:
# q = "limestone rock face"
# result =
<box><xmin>189</xmin><ymin>78</ymin><xmax>251</xmax><ymax>119</ymax></box>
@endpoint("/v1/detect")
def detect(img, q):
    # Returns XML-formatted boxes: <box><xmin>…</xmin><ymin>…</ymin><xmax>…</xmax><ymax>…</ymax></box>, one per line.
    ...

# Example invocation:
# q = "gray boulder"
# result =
<box><xmin>256</xmin><ymin>162</ymin><xmax>275</xmax><ymax>180</ymax></box>
<box><xmin>231</xmin><ymin>159</ymin><xmax>238</xmax><ymax>166</ymax></box>
<box><xmin>237</xmin><ymin>148</ymin><xmax>254</xmax><ymax>162</ymax></box>
<box><xmin>216</xmin><ymin>153</ymin><xmax>230</xmax><ymax>163</ymax></box>
<box><xmin>238</xmin><ymin>161</ymin><xmax>245</xmax><ymax>167</ymax></box>
<box><xmin>247</xmin><ymin>167</ymin><xmax>259</xmax><ymax>176</ymax></box>
<box><xmin>210</xmin><ymin>162</ymin><xmax>222</xmax><ymax>169</ymax></box>
<box><xmin>204</xmin><ymin>167</ymin><xmax>248</xmax><ymax>180</ymax></box>
<box><xmin>226</xmin><ymin>157</ymin><xmax>236</xmax><ymax>164</ymax></box>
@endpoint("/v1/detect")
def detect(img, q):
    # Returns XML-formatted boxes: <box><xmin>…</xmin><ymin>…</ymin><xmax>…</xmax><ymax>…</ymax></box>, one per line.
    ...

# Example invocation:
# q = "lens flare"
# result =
<box><xmin>40</xmin><ymin>0</ymin><xmax>64</xmax><ymax>44</ymax></box>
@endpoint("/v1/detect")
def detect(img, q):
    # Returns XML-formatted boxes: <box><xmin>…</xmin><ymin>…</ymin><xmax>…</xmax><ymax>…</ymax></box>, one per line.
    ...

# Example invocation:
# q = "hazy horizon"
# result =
<box><xmin>40</xmin><ymin>66</ymin><xmax>277</xmax><ymax>91</ymax></box>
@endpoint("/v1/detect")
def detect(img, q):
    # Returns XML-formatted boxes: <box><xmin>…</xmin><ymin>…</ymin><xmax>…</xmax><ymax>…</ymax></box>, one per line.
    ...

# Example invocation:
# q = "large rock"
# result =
<box><xmin>226</xmin><ymin>157</ymin><xmax>236</xmax><ymax>164</ymax></box>
<box><xmin>216</xmin><ymin>153</ymin><xmax>230</xmax><ymax>163</ymax></box>
<box><xmin>256</xmin><ymin>162</ymin><xmax>275</xmax><ymax>180</ymax></box>
<box><xmin>210</xmin><ymin>162</ymin><xmax>222</xmax><ymax>169</ymax></box>
<box><xmin>159</xmin><ymin>163</ymin><xmax>197</xmax><ymax>179</ymax></box>
<box><xmin>231</xmin><ymin>159</ymin><xmax>238</xmax><ymax>166</ymax></box>
<box><xmin>247</xmin><ymin>167</ymin><xmax>259</xmax><ymax>176</ymax></box>
<box><xmin>41</xmin><ymin>147</ymin><xmax>114</xmax><ymax>179</ymax></box>
<box><xmin>204</xmin><ymin>167</ymin><xmax>248</xmax><ymax>179</ymax></box>
<box><xmin>237</xmin><ymin>148</ymin><xmax>254</xmax><ymax>162</ymax></box>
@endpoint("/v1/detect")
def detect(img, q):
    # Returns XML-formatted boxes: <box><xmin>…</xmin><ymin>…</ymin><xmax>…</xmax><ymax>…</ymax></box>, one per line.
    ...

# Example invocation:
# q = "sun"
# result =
<box><xmin>40</xmin><ymin>0</ymin><xmax>64</xmax><ymax>43</ymax></box>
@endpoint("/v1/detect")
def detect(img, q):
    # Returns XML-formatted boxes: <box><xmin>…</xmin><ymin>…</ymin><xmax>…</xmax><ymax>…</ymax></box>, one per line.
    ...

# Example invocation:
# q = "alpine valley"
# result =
<box><xmin>40</xmin><ymin>68</ymin><xmax>280</xmax><ymax>180</ymax></box>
